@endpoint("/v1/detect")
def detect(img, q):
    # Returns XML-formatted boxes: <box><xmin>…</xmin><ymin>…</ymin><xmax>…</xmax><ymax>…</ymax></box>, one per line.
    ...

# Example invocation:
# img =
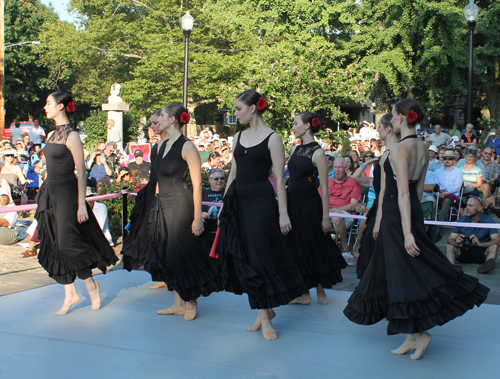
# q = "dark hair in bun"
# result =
<box><xmin>162</xmin><ymin>103</ymin><xmax>189</xmax><ymax>126</ymax></box>
<box><xmin>394</xmin><ymin>99</ymin><xmax>424</xmax><ymax>127</ymax></box>
<box><xmin>297</xmin><ymin>112</ymin><xmax>321</xmax><ymax>134</ymax></box>
<box><xmin>236</xmin><ymin>90</ymin><xmax>267</xmax><ymax>114</ymax></box>
<box><xmin>49</xmin><ymin>91</ymin><xmax>77</xmax><ymax>128</ymax></box>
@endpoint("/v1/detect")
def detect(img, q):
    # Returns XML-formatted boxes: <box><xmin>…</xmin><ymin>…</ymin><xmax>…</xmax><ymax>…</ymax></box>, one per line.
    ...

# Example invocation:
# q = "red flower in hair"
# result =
<box><xmin>179</xmin><ymin>112</ymin><xmax>190</xmax><ymax>124</ymax></box>
<box><xmin>312</xmin><ymin>117</ymin><xmax>321</xmax><ymax>128</ymax></box>
<box><xmin>256</xmin><ymin>97</ymin><xmax>267</xmax><ymax>110</ymax></box>
<box><xmin>66</xmin><ymin>101</ymin><xmax>76</xmax><ymax>113</ymax></box>
<box><xmin>406</xmin><ymin>109</ymin><xmax>418</xmax><ymax>124</ymax></box>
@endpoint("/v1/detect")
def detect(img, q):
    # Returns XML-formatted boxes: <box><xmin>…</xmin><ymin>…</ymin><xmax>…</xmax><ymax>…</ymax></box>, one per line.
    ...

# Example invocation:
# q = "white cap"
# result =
<box><xmin>428</xmin><ymin>145</ymin><xmax>438</xmax><ymax>153</ymax></box>
<box><xmin>325</xmin><ymin>151</ymin><xmax>335</xmax><ymax>158</ymax></box>
<box><xmin>0</xmin><ymin>188</ymin><xmax>9</xmax><ymax>196</ymax></box>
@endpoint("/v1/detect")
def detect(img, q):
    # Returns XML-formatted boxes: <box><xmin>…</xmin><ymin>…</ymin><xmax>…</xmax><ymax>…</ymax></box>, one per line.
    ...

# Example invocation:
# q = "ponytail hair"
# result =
<box><xmin>297</xmin><ymin>112</ymin><xmax>321</xmax><ymax>134</ymax></box>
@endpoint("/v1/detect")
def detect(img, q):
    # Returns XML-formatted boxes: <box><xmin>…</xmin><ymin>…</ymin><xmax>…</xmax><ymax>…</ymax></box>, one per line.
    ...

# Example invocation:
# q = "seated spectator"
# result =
<box><xmin>22</xmin><ymin>134</ymin><xmax>31</xmax><ymax>148</ymax></box>
<box><xmin>14</xmin><ymin>140</ymin><xmax>29</xmax><ymax>161</ymax></box>
<box><xmin>475</xmin><ymin>146</ymin><xmax>483</xmax><ymax>161</ymax></box>
<box><xmin>485</xmin><ymin>129</ymin><xmax>500</xmax><ymax>154</ymax></box>
<box><xmin>427</xmin><ymin>125</ymin><xmax>452</xmax><ymax>146</ymax></box>
<box><xmin>480</xmin><ymin>146</ymin><xmax>500</xmax><ymax>195</ymax></box>
<box><xmin>448</xmin><ymin>123</ymin><xmax>461</xmax><ymax>137</ymax></box>
<box><xmin>461</xmin><ymin>123</ymin><xmax>477</xmax><ymax>148</ymax></box>
<box><xmin>87</xmin><ymin>150</ymin><xmax>112</xmax><ymax>187</ymax></box>
<box><xmin>446</xmin><ymin>197</ymin><xmax>499</xmax><ymax>274</ymax></box>
<box><xmin>343</xmin><ymin>154</ymin><xmax>355</xmax><ymax>177</ymax></box>
<box><xmin>0</xmin><ymin>188</ymin><xmax>19</xmax><ymax>245</ymax></box>
<box><xmin>457</xmin><ymin>145</ymin><xmax>486</xmax><ymax>177</ymax></box>
<box><xmin>117</xmin><ymin>167</ymin><xmax>133</xmax><ymax>183</ymax></box>
<box><xmin>201</xmin><ymin>152</ymin><xmax>221</xmax><ymax>171</ymax></box>
<box><xmin>10</xmin><ymin>121</ymin><xmax>24</xmax><ymax>145</ymax></box>
<box><xmin>349</xmin><ymin>149</ymin><xmax>361</xmax><ymax>171</ymax></box>
<box><xmin>459</xmin><ymin>149</ymin><xmax>489</xmax><ymax>204</ymax></box>
<box><xmin>435</xmin><ymin>150</ymin><xmax>464</xmax><ymax>221</ymax></box>
<box><xmin>324</xmin><ymin>152</ymin><xmax>335</xmax><ymax>178</ymax></box>
<box><xmin>0</xmin><ymin>149</ymin><xmax>32</xmax><ymax>203</ymax></box>
<box><xmin>428</xmin><ymin>145</ymin><xmax>439</xmax><ymax>165</ymax></box>
<box><xmin>28</xmin><ymin>120</ymin><xmax>46</xmax><ymax>147</ymax></box>
<box><xmin>361</xmin><ymin>151</ymin><xmax>374</xmax><ymax>176</ymax></box>
<box><xmin>429</xmin><ymin>145</ymin><xmax>447</xmax><ymax>172</ymax></box>
<box><xmin>96</xmin><ymin>142</ymin><xmax>106</xmax><ymax>151</ymax></box>
<box><xmin>202</xmin><ymin>168</ymin><xmax>226</xmax><ymax>239</ymax></box>
<box><xmin>127</xmin><ymin>149</ymin><xmax>151</xmax><ymax>179</ymax></box>
<box><xmin>461</xmin><ymin>124</ymin><xmax>477</xmax><ymax>137</ymax></box>
<box><xmin>327</xmin><ymin>157</ymin><xmax>362</xmax><ymax>261</ymax></box>
<box><xmin>86</xmin><ymin>189</ymin><xmax>114</xmax><ymax>246</ymax></box>
<box><xmin>453</xmin><ymin>147</ymin><xmax>463</xmax><ymax>166</ymax></box>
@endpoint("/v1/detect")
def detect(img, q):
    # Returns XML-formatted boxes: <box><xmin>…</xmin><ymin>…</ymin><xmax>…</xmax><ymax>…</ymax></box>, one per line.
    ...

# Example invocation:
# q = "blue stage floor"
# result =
<box><xmin>0</xmin><ymin>270</ymin><xmax>498</xmax><ymax>379</ymax></box>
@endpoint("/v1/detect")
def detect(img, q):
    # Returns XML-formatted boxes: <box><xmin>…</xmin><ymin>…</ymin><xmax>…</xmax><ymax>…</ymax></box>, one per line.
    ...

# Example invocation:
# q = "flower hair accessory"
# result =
<box><xmin>66</xmin><ymin>101</ymin><xmax>76</xmax><ymax>113</ymax></box>
<box><xmin>256</xmin><ymin>97</ymin><xmax>267</xmax><ymax>111</ymax></box>
<box><xmin>406</xmin><ymin>109</ymin><xmax>418</xmax><ymax>124</ymax></box>
<box><xmin>179</xmin><ymin>112</ymin><xmax>190</xmax><ymax>124</ymax></box>
<box><xmin>312</xmin><ymin>117</ymin><xmax>321</xmax><ymax>128</ymax></box>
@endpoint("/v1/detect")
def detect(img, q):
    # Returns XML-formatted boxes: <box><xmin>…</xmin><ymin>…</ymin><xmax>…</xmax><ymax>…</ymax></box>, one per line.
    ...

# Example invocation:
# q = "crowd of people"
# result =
<box><xmin>1</xmin><ymin>89</ymin><xmax>496</xmax><ymax>363</ymax></box>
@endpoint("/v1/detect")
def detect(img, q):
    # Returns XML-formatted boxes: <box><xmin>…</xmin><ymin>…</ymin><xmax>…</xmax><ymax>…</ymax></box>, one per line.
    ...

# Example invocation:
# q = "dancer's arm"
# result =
<box><xmin>269</xmin><ymin>133</ymin><xmax>291</xmax><ymax>235</ymax></box>
<box><xmin>183</xmin><ymin>141</ymin><xmax>204</xmax><ymax>236</ymax></box>
<box><xmin>313</xmin><ymin>149</ymin><xmax>332</xmax><ymax>234</ymax></box>
<box><xmin>67</xmin><ymin>132</ymin><xmax>88</xmax><ymax>223</ymax></box>
<box><xmin>391</xmin><ymin>144</ymin><xmax>419</xmax><ymax>257</ymax></box>
<box><xmin>373</xmin><ymin>154</ymin><xmax>386</xmax><ymax>240</ymax></box>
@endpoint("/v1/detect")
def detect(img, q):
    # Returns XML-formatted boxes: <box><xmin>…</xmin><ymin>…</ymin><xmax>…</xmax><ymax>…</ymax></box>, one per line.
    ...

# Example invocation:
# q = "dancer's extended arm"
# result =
<box><xmin>183</xmin><ymin>141</ymin><xmax>204</xmax><ymax>236</ymax></box>
<box><xmin>269</xmin><ymin>133</ymin><xmax>291</xmax><ymax>235</ymax></box>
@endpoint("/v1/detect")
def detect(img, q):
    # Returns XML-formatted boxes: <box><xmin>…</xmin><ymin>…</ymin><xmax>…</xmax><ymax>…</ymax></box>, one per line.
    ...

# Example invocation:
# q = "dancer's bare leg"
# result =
<box><xmin>184</xmin><ymin>299</ymin><xmax>198</xmax><ymax>321</ymax></box>
<box><xmin>157</xmin><ymin>290</ymin><xmax>186</xmax><ymax>315</ymax></box>
<box><xmin>84</xmin><ymin>277</ymin><xmax>101</xmax><ymax>311</ymax></box>
<box><xmin>410</xmin><ymin>331</ymin><xmax>432</xmax><ymax>360</ymax></box>
<box><xmin>150</xmin><ymin>282</ymin><xmax>167</xmax><ymax>289</ymax></box>
<box><xmin>246</xmin><ymin>309</ymin><xmax>276</xmax><ymax>331</ymax></box>
<box><xmin>55</xmin><ymin>283</ymin><xmax>80</xmax><ymax>316</ymax></box>
<box><xmin>289</xmin><ymin>292</ymin><xmax>312</xmax><ymax>305</ymax></box>
<box><xmin>316</xmin><ymin>285</ymin><xmax>328</xmax><ymax>304</ymax></box>
<box><xmin>260</xmin><ymin>309</ymin><xmax>277</xmax><ymax>340</ymax></box>
<box><xmin>391</xmin><ymin>334</ymin><xmax>416</xmax><ymax>355</ymax></box>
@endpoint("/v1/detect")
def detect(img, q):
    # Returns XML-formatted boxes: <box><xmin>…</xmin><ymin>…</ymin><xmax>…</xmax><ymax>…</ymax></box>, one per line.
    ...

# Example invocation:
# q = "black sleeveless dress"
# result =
<box><xmin>122</xmin><ymin>143</ymin><xmax>159</xmax><ymax>270</ymax></box>
<box><xmin>218</xmin><ymin>132</ymin><xmax>307</xmax><ymax>309</ymax></box>
<box><xmin>356</xmin><ymin>158</ymin><xmax>382</xmax><ymax>279</ymax></box>
<box><xmin>344</xmin><ymin>145</ymin><xmax>489</xmax><ymax>335</ymax></box>
<box><xmin>142</xmin><ymin>135</ymin><xmax>223</xmax><ymax>301</ymax></box>
<box><xmin>35</xmin><ymin>125</ymin><xmax>118</xmax><ymax>284</ymax></box>
<box><xmin>286</xmin><ymin>142</ymin><xmax>346</xmax><ymax>289</ymax></box>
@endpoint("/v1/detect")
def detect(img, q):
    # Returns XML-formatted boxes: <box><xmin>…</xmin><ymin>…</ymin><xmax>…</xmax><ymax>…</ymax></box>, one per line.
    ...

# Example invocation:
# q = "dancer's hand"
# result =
<box><xmin>404</xmin><ymin>233</ymin><xmax>420</xmax><ymax>257</ymax></box>
<box><xmin>373</xmin><ymin>221</ymin><xmax>380</xmax><ymax>241</ymax></box>
<box><xmin>77</xmin><ymin>206</ymin><xmax>88</xmax><ymax>223</ymax></box>
<box><xmin>280</xmin><ymin>213</ymin><xmax>292</xmax><ymax>235</ymax></box>
<box><xmin>322</xmin><ymin>218</ymin><xmax>332</xmax><ymax>234</ymax></box>
<box><xmin>201</xmin><ymin>212</ymin><xmax>209</xmax><ymax>220</ymax></box>
<box><xmin>192</xmin><ymin>217</ymin><xmax>204</xmax><ymax>236</ymax></box>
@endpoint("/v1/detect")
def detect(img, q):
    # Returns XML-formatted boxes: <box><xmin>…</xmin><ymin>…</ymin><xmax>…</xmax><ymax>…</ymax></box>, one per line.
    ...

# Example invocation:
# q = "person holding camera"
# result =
<box><xmin>446</xmin><ymin>196</ymin><xmax>499</xmax><ymax>274</ymax></box>
<box><xmin>87</xmin><ymin>150</ymin><xmax>112</xmax><ymax>187</ymax></box>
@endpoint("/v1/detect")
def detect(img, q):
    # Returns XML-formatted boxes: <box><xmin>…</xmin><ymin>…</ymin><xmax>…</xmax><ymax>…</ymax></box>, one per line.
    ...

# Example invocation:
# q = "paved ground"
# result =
<box><xmin>1</xmin><ymin>226</ymin><xmax>499</xmax><ymax>303</ymax></box>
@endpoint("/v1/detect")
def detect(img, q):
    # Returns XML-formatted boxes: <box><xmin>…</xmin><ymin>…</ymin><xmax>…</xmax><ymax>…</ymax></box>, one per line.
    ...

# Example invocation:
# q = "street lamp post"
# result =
<box><xmin>181</xmin><ymin>11</ymin><xmax>194</xmax><ymax>136</ymax></box>
<box><xmin>464</xmin><ymin>0</ymin><xmax>478</xmax><ymax>126</ymax></box>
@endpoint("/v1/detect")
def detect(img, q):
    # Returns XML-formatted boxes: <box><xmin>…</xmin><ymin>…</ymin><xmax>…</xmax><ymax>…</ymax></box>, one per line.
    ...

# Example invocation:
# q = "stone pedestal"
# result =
<box><xmin>101</xmin><ymin>103</ymin><xmax>129</xmax><ymax>151</ymax></box>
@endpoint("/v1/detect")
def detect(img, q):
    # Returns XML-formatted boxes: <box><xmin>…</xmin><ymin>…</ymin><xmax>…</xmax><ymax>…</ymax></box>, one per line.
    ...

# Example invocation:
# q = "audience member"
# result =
<box><xmin>10</xmin><ymin>122</ymin><xmax>24</xmax><ymax>145</ymax></box>
<box><xmin>106</xmin><ymin>119</ymin><xmax>121</xmax><ymax>144</ymax></box>
<box><xmin>87</xmin><ymin>150</ymin><xmax>112</xmax><ymax>187</ymax></box>
<box><xmin>201</xmin><ymin>168</ymin><xmax>225</xmax><ymax>239</ymax></box>
<box><xmin>459</xmin><ymin>149</ymin><xmax>488</xmax><ymax>203</ymax></box>
<box><xmin>480</xmin><ymin>146</ymin><xmax>500</xmax><ymax>196</ymax></box>
<box><xmin>349</xmin><ymin>149</ymin><xmax>361</xmax><ymax>171</ymax></box>
<box><xmin>137</xmin><ymin>122</ymin><xmax>146</xmax><ymax>142</ymax></box>
<box><xmin>446</xmin><ymin>197</ymin><xmax>499</xmax><ymax>273</ymax></box>
<box><xmin>427</xmin><ymin>125</ymin><xmax>452</xmax><ymax>146</ymax></box>
<box><xmin>428</xmin><ymin>145</ymin><xmax>439</xmax><ymax>164</ymax></box>
<box><xmin>0</xmin><ymin>149</ymin><xmax>32</xmax><ymax>202</ymax></box>
<box><xmin>327</xmin><ymin>157</ymin><xmax>361</xmax><ymax>260</ymax></box>
<box><xmin>201</xmin><ymin>152</ymin><xmax>221</xmax><ymax>171</ymax></box>
<box><xmin>429</xmin><ymin>145</ymin><xmax>446</xmax><ymax>172</ymax></box>
<box><xmin>453</xmin><ymin>147</ymin><xmax>463</xmax><ymax>166</ymax></box>
<box><xmin>448</xmin><ymin>123</ymin><xmax>461</xmax><ymax>137</ymax></box>
<box><xmin>117</xmin><ymin>167</ymin><xmax>133</xmax><ymax>183</ymax></box>
<box><xmin>127</xmin><ymin>149</ymin><xmax>151</xmax><ymax>179</ymax></box>
<box><xmin>343</xmin><ymin>154</ymin><xmax>355</xmax><ymax>177</ymax></box>
<box><xmin>461</xmin><ymin>123</ymin><xmax>477</xmax><ymax>148</ymax></box>
<box><xmin>28</xmin><ymin>120</ymin><xmax>45</xmax><ymax>146</ymax></box>
<box><xmin>485</xmin><ymin>130</ymin><xmax>500</xmax><ymax>156</ymax></box>
<box><xmin>86</xmin><ymin>189</ymin><xmax>114</xmax><ymax>246</ymax></box>
<box><xmin>435</xmin><ymin>150</ymin><xmax>464</xmax><ymax>221</ymax></box>
<box><xmin>0</xmin><ymin>188</ymin><xmax>19</xmax><ymax>245</ymax></box>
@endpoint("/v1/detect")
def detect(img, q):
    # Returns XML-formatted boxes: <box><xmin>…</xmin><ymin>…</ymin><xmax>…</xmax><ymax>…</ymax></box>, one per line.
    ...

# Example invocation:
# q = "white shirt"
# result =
<box><xmin>28</xmin><ymin>126</ymin><xmax>46</xmax><ymax>144</ymax></box>
<box><xmin>92</xmin><ymin>202</ymin><xmax>114</xmax><ymax>246</ymax></box>
<box><xmin>0</xmin><ymin>204</ymin><xmax>18</xmax><ymax>228</ymax></box>
<box><xmin>107</xmin><ymin>126</ymin><xmax>121</xmax><ymax>143</ymax></box>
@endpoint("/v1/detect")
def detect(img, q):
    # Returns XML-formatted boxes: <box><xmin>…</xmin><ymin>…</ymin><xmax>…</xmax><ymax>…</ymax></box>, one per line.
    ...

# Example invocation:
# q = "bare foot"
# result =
<box><xmin>184</xmin><ymin>300</ymin><xmax>197</xmax><ymax>321</ymax></box>
<box><xmin>289</xmin><ymin>293</ymin><xmax>312</xmax><ymax>305</ymax></box>
<box><xmin>246</xmin><ymin>309</ymin><xmax>276</xmax><ymax>331</ymax></box>
<box><xmin>88</xmin><ymin>281</ymin><xmax>101</xmax><ymax>311</ymax></box>
<box><xmin>410</xmin><ymin>332</ymin><xmax>432</xmax><ymax>360</ymax></box>
<box><xmin>157</xmin><ymin>305</ymin><xmax>185</xmax><ymax>315</ymax></box>
<box><xmin>150</xmin><ymin>282</ymin><xmax>167</xmax><ymax>289</ymax></box>
<box><xmin>261</xmin><ymin>318</ymin><xmax>277</xmax><ymax>340</ymax></box>
<box><xmin>391</xmin><ymin>334</ymin><xmax>416</xmax><ymax>355</ymax></box>
<box><xmin>316</xmin><ymin>287</ymin><xmax>328</xmax><ymax>305</ymax></box>
<box><xmin>55</xmin><ymin>294</ymin><xmax>81</xmax><ymax>316</ymax></box>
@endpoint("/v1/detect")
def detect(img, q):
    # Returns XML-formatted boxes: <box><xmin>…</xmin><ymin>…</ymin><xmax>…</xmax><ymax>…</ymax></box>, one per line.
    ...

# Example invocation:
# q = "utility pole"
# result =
<box><xmin>0</xmin><ymin>0</ymin><xmax>5</xmax><ymax>137</ymax></box>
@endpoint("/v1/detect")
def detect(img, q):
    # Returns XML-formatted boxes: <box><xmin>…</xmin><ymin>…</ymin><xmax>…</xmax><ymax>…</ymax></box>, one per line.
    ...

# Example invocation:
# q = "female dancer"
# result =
<box><xmin>287</xmin><ymin>112</ymin><xmax>346</xmax><ymax>305</ymax></box>
<box><xmin>36</xmin><ymin>91</ymin><xmax>117</xmax><ymax>315</ymax></box>
<box><xmin>218</xmin><ymin>90</ymin><xmax>307</xmax><ymax>340</ymax></box>
<box><xmin>143</xmin><ymin>103</ymin><xmax>223</xmax><ymax>321</ymax></box>
<box><xmin>344</xmin><ymin>99</ymin><xmax>489</xmax><ymax>359</ymax></box>
<box><xmin>354</xmin><ymin>114</ymin><xmax>399</xmax><ymax>279</ymax></box>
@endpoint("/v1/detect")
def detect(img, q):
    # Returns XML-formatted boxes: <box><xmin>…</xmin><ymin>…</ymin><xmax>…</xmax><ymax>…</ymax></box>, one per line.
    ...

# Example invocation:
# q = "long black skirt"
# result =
<box><xmin>142</xmin><ymin>191</ymin><xmax>223</xmax><ymax>301</ymax></box>
<box><xmin>287</xmin><ymin>188</ymin><xmax>346</xmax><ymax>290</ymax></box>
<box><xmin>218</xmin><ymin>181</ymin><xmax>307</xmax><ymax>309</ymax></box>
<box><xmin>344</xmin><ymin>195</ymin><xmax>489</xmax><ymax>335</ymax></box>
<box><xmin>35</xmin><ymin>175</ymin><xmax>118</xmax><ymax>284</ymax></box>
<box><xmin>356</xmin><ymin>203</ymin><xmax>377</xmax><ymax>280</ymax></box>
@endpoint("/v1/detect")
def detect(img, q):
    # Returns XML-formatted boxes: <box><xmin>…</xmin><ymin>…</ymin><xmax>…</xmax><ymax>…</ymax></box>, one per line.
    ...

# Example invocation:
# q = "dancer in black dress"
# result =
<box><xmin>36</xmin><ymin>91</ymin><xmax>118</xmax><ymax>315</ymax></box>
<box><xmin>142</xmin><ymin>103</ymin><xmax>223</xmax><ymax>321</ymax></box>
<box><xmin>287</xmin><ymin>112</ymin><xmax>346</xmax><ymax>305</ymax></box>
<box><xmin>344</xmin><ymin>99</ymin><xmax>489</xmax><ymax>359</ymax></box>
<box><xmin>121</xmin><ymin>110</ymin><xmax>167</xmax><ymax>289</ymax></box>
<box><xmin>355</xmin><ymin>113</ymin><xmax>399</xmax><ymax>279</ymax></box>
<box><xmin>218</xmin><ymin>90</ymin><xmax>307</xmax><ymax>340</ymax></box>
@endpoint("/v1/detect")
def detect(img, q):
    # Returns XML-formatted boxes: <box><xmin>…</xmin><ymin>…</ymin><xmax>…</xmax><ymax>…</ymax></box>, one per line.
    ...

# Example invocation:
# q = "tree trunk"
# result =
<box><xmin>484</xmin><ymin>65</ymin><xmax>500</xmax><ymax>123</ymax></box>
